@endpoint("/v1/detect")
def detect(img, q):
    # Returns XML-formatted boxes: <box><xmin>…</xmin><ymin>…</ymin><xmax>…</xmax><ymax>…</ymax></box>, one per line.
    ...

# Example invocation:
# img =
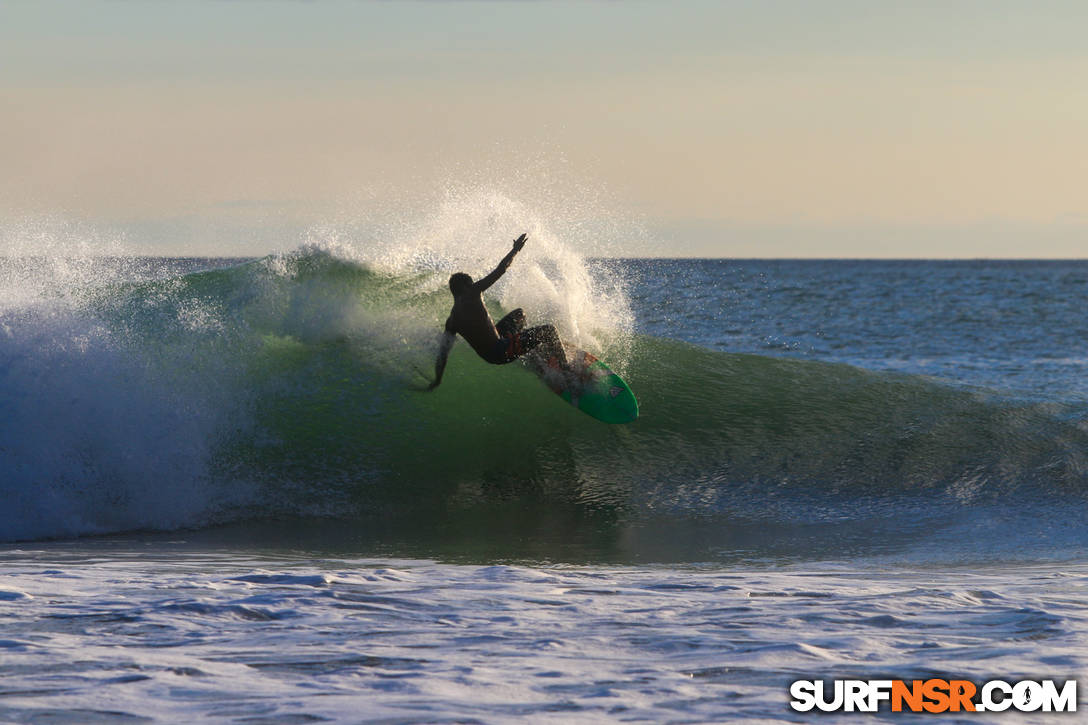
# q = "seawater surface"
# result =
<box><xmin>3</xmin><ymin>545</ymin><xmax>1086</xmax><ymax>723</ymax></box>
<box><xmin>2</xmin><ymin>242</ymin><xmax>1087</xmax><ymax>721</ymax></box>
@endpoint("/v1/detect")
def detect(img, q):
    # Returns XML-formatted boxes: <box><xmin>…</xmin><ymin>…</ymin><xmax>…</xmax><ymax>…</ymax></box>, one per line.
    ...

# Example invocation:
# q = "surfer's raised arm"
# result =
<box><xmin>427</xmin><ymin>323</ymin><xmax>457</xmax><ymax>391</ymax></box>
<box><xmin>474</xmin><ymin>233</ymin><xmax>527</xmax><ymax>293</ymax></box>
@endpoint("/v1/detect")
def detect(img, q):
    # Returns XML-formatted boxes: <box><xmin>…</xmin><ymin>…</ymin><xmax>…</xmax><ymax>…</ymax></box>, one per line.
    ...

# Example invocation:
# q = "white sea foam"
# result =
<box><xmin>0</xmin><ymin>549</ymin><xmax>1085</xmax><ymax>722</ymax></box>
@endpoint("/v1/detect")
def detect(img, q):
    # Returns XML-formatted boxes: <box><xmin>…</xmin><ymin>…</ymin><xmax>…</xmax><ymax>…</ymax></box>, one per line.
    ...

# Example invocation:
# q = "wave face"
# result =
<box><xmin>3</xmin><ymin>244</ymin><xmax>1088</xmax><ymax>553</ymax></box>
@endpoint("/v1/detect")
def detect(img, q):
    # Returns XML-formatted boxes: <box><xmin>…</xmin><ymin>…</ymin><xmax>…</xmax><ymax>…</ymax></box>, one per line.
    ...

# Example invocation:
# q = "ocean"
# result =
<box><xmin>2</xmin><ymin>238</ymin><xmax>1087</xmax><ymax>721</ymax></box>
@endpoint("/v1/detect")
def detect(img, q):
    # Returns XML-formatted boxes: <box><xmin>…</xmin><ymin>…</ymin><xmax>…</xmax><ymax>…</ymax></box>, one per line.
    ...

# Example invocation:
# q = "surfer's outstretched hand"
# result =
<box><xmin>512</xmin><ymin>233</ymin><xmax>527</xmax><ymax>253</ymax></box>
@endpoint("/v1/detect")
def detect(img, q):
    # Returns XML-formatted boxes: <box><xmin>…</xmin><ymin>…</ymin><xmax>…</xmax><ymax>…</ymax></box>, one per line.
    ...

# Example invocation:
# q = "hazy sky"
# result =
<box><xmin>3</xmin><ymin>0</ymin><xmax>1087</xmax><ymax>257</ymax></box>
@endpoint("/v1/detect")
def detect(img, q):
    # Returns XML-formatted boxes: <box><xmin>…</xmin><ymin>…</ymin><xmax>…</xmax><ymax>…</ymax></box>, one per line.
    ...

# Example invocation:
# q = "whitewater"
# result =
<box><xmin>2</xmin><ymin>202</ymin><xmax>1088</xmax><ymax>721</ymax></box>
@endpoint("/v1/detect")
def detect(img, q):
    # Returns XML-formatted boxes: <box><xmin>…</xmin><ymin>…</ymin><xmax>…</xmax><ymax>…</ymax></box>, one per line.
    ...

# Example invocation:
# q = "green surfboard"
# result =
<box><xmin>525</xmin><ymin>346</ymin><xmax>639</xmax><ymax>424</ymax></box>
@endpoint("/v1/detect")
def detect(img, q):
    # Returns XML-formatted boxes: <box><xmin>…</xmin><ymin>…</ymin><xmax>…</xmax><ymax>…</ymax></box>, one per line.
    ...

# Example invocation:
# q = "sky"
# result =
<box><xmin>2</xmin><ymin>0</ymin><xmax>1087</xmax><ymax>257</ymax></box>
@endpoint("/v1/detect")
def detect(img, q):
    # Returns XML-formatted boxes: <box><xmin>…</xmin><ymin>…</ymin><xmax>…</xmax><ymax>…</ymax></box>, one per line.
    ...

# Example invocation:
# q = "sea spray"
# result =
<box><xmin>300</xmin><ymin>188</ymin><xmax>638</xmax><ymax>366</ymax></box>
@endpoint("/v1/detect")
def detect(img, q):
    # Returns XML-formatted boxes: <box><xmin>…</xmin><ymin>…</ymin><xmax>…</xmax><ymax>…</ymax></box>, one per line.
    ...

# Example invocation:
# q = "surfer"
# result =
<box><xmin>427</xmin><ymin>233</ymin><xmax>567</xmax><ymax>391</ymax></box>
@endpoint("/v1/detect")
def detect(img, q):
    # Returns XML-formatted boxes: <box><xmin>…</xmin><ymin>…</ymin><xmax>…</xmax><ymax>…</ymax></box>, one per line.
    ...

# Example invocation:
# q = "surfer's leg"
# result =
<box><xmin>487</xmin><ymin>337</ymin><xmax>517</xmax><ymax>364</ymax></box>
<box><xmin>490</xmin><ymin>323</ymin><xmax>567</xmax><ymax>366</ymax></box>
<box><xmin>517</xmin><ymin>325</ymin><xmax>567</xmax><ymax>367</ymax></box>
<box><xmin>495</xmin><ymin>308</ymin><xmax>525</xmax><ymax>338</ymax></box>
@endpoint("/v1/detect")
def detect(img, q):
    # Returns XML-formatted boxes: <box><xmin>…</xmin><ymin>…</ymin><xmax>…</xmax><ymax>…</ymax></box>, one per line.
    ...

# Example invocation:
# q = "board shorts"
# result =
<box><xmin>487</xmin><ymin>308</ymin><xmax>562</xmax><ymax>365</ymax></box>
<box><xmin>491</xmin><ymin>325</ymin><xmax>563</xmax><ymax>364</ymax></box>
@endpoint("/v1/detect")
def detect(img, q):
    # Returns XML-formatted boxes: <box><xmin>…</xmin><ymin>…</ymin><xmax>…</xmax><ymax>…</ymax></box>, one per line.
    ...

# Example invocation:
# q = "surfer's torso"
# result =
<box><xmin>445</xmin><ymin>291</ymin><xmax>500</xmax><ymax>359</ymax></box>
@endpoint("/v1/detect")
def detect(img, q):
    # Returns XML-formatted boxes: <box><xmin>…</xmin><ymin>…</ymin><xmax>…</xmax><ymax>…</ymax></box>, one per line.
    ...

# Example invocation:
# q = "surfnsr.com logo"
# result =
<box><xmin>789</xmin><ymin>679</ymin><xmax>1078</xmax><ymax>713</ymax></box>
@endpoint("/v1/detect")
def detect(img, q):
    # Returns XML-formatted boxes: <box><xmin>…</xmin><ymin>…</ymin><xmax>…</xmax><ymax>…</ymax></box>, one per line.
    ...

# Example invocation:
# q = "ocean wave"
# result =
<box><xmin>2</xmin><ymin>248</ymin><xmax>1087</xmax><ymax>544</ymax></box>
